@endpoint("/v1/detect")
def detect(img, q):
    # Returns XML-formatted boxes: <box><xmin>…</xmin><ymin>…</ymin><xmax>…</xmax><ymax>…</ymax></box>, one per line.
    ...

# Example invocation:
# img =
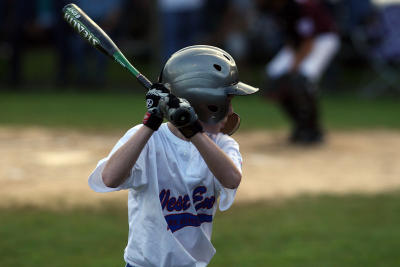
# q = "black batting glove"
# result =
<box><xmin>143</xmin><ymin>83</ymin><xmax>170</xmax><ymax>131</ymax></box>
<box><xmin>160</xmin><ymin>94</ymin><xmax>203</xmax><ymax>138</ymax></box>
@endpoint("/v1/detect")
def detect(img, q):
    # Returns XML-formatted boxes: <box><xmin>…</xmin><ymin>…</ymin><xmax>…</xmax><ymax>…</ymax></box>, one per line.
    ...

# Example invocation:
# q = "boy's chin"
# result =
<box><xmin>201</xmin><ymin>121</ymin><xmax>225</xmax><ymax>134</ymax></box>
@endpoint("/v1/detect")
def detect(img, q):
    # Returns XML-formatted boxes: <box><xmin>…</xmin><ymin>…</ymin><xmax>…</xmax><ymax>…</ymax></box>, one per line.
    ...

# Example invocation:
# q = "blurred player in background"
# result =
<box><xmin>260</xmin><ymin>0</ymin><xmax>340</xmax><ymax>144</ymax></box>
<box><xmin>157</xmin><ymin>0</ymin><xmax>205</xmax><ymax>63</ymax></box>
<box><xmin>88</xmin><ymin>45</ymin><xmax>258</xmax><ymax>267</ymax></box>
<box><xmin>203</xmin><ymin>0</ymin><xmax>255</xmax><ymax>65</ymax></box>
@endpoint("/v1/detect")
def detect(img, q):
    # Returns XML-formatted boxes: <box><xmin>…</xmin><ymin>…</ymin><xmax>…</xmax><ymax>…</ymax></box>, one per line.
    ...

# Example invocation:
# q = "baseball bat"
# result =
<box><xmin>62</xmin><ymin>3</ymin><xmax>193</xmax><ymax>126</ymax></box>
<box><xmin>62</xmin><ymin>3</ymin><xmax>152</xmax><ymax>89</ymax></box>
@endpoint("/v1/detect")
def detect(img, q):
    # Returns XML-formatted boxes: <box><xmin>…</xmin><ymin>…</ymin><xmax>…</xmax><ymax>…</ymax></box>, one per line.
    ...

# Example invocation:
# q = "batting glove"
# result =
<box><xmin>160</xmin><ymin>94</ymin><xmax>203</xmax><ymax>138</ymax></box>
<box><xmin>143</xmin><ymin>83</ymin><xmax>170</xmax><ymax>131</ymax></box>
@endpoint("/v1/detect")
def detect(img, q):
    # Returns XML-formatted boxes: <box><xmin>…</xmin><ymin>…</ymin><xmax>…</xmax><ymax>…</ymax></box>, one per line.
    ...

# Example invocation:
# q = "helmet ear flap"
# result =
<box><xmin>221</xmin><ymin>113</ymin><xmax>241</xmax><ymax>135</ymax></box>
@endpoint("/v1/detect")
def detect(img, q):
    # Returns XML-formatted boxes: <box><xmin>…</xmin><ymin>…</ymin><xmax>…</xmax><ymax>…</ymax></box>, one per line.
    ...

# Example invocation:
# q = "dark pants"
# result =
<box><xmin>263</xmin><ymin>73</ymin><xmax>323</xmax><ymax>144</ymax></box>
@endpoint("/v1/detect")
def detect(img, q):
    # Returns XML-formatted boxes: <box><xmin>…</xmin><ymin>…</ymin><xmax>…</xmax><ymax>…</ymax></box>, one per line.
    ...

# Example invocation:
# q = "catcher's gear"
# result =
<box><xmin>143</xmin><ymin>83</ymin><xmax>170</xmax><ymax>131</ymax></box>
<box><xmin>160</xmin><ymin>94</ymin><xmax>203</xmax><ymax>138</ymax></box>
<box><xmin>286</xmin><ymin>74</ymin><xmax>322</xmax><ymax>144</ymax></box>
<box><xmin>263</xmin><ymin>73</ymin><xmax>323</xmax><ymax>144</ymax></box>
<box><xmin>159</xmin><ymin>45</ymin><xmax>258</xmax><ymax>125</ymax></box>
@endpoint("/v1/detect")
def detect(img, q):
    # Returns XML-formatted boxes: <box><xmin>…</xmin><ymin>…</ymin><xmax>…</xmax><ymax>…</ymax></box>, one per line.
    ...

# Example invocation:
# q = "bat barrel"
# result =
<box><xmin>62</xmin><ymin>3</ymin><xmax>153</xmax><ymax>90</ymax></box>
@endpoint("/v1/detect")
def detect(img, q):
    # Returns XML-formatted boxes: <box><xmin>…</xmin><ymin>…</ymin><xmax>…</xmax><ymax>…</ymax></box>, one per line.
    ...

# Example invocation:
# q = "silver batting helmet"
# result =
<box><xmin>160</xmin><ymin>45</ymin><xmax>258</xmax><ymax>124</ymax></box>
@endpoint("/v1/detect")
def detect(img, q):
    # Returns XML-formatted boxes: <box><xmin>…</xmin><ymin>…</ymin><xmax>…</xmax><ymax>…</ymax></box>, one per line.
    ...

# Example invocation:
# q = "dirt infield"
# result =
<box><xmin>1</xmin><ymin>127</ymin><xmax>399</xmax><ymax>209</ymax></box>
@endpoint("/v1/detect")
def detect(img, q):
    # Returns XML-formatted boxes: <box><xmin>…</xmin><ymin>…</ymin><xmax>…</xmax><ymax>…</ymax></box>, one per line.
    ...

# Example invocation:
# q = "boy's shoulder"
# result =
<box><xmin>207</xmin><ymin>132</ymin><xmax>239</xmax><ymax>148</ymax></box>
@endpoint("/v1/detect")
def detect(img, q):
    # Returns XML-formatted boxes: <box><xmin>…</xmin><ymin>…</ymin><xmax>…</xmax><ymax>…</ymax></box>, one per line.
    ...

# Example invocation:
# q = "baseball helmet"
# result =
<box><xmin>159</xmin><ymin>45</ymin><xmax>258</xmax><ymax>124</ymax></box>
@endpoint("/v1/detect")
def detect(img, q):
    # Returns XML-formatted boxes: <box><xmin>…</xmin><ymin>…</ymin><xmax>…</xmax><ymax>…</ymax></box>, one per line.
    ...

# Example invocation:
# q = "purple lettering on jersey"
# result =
<box><xmin>159</xmin><ymin>187</ymin><xmax>217</xmax><ymax>232</ymax></box>
<box><xmin>159</xmin><ymin>189</ymin><xmax>191</xmax><ymax>212</ymax></box>
<box><xmin>159</xmin><ymin>186</ymin><xmax>215</xmax><ymax>215</ymax></box>
<box><xmin>165</xmin><ymin>213</ymin><xmax>213</xmax><ymax>233</ymax></box>
<box><xmin>193</xmin><ymin>186</ymin><xmax>215</xmax><ymax>211</ymax></box>
<box><xmin>192</xmin><ymin>186</ymin><xmax>207</xmax><ymax>203</ymax></box>
<box><xmin>182</xmin><ymin>195</ymin><xmax>190</xmax><ymax>210</ymax></box>
<box><xmin>175</xmin><ymin>196</ymin><xmax>183</xmax><ymax>211</ymax></box>
<box><xmin>195</xmin><ymin>195</ymin><xmax>216</xmax><ymax>211</ymax></box>
<box><xmin>166</xmin><ymin>197</ymin><xmax>177</xmax><ymax>212</ymax></box>
<box><xmin>159</xmin><ymin>189</ymin><xmax>170</xmax><ymax>210</ymax></box>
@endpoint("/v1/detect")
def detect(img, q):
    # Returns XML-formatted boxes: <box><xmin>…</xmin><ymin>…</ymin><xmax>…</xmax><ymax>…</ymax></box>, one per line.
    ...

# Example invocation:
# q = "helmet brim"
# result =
<box><xmin>225</xmin><ymin>82</ymin><xmax>259</xmax><ymax>95</ymax></box>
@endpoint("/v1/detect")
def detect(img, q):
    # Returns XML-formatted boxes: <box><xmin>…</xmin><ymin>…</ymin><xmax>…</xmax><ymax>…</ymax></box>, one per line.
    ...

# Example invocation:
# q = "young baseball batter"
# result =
<box><xmin>88</xmin><ymin>45</ymin><xmax>258</xmax><ymax>267</ymax></box>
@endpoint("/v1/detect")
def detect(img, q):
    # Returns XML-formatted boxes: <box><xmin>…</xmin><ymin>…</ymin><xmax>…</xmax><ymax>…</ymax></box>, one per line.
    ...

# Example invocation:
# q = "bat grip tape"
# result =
<box><xmin>137</xmin><ymin>75</ymin><xmax>152</xmax><ymax>90</ymax></box>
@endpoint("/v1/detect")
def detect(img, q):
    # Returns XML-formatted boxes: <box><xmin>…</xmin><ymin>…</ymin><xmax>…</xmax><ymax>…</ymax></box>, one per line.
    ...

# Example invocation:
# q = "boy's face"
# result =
<box><xmin>200</xmin><ymin>96</ymin><xmax>234</xmax><ymax>134</ymax></box>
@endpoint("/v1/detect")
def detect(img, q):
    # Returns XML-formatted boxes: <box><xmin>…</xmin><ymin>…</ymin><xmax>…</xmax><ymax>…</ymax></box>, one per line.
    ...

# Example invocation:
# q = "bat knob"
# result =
<box><xmin>171</xmin><ymin>108</ymin><xmax>192</xmax><ymax>127</ymax></box>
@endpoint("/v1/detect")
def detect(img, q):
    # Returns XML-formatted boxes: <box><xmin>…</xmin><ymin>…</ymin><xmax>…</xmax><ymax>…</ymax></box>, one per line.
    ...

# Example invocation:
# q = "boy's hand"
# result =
<box><xmin>160</xmin><ymin>94</ymin><xmax>203</xmax><ymax>138</ymax></box>
<box><xmin>143</xmin><ymin>83</ymin><xmax>170</xmax><ymax>131</ymax></box>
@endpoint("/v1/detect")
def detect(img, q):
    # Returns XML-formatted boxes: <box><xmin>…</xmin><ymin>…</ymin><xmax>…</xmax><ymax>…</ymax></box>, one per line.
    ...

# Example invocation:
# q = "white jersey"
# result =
<box><xmin>88</xmin><ymin>123</ymin><xmax>242</xmax><ymax>267</ymax></box>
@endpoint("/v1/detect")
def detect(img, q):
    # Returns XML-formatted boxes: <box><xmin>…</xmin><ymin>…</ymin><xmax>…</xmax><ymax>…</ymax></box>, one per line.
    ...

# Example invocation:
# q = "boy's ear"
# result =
<box><xmin>221</xmin><ymin>113</ymin><xmax>240</xmax><ymax>136</ymax></box>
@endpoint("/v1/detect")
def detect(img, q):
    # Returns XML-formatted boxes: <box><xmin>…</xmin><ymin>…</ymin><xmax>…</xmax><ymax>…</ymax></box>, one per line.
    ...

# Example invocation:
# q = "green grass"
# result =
<box><xmin>0</xmin><ymin>92</ymin><xmax>144</xmax><ymax>131</ymax></box>
<box><xmin>1</xmin><ymin>91</ymin><xmax>399</xmax><ymax>131</ymax></box>
<box><xmin>0</xmin><ymin>204</ymin><xmax>127</xmax><ymax>267</ymax></box>
<box><xmin>321</xmin><ymin>93</ymin><xmax>400</xmax><ymax>130</ymax></box>
<box><xmin>212</xmin><ymin>192</ymin><xmax>400</xmax><ymax>267</ymax></box>
<box><xmin>1</xmin><ymin>192</ymin><xmax>400</xmax><ymax>266</ymax></box>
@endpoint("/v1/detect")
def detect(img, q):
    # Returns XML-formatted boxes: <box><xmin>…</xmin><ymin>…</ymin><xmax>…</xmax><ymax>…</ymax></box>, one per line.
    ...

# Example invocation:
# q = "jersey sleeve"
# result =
<box><xmin>214</xmin><ymin>134</ymin><xmax>243</xmax><ymax>211</ymax></box>
<box><xmin>88</xmin><ymin>125</ymin><xmax>149</xmax><ymax>193</ymax></box>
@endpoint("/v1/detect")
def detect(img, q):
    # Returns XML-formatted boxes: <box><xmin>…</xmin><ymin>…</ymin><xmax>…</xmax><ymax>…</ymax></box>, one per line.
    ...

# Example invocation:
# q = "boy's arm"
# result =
<box><xmin>102</xmin><ymin>84</ymin><xmax>170</xmax><ymax>188</ymax></box>
<box><xmin>191</xmin><ymin>133</ymin><xmax>241</xmax><ymax>189</ymax></box>
<box><xmin>102</xmin><ymin>125</ymin><xmax>153</xmax><ymax>188</ymax></box>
